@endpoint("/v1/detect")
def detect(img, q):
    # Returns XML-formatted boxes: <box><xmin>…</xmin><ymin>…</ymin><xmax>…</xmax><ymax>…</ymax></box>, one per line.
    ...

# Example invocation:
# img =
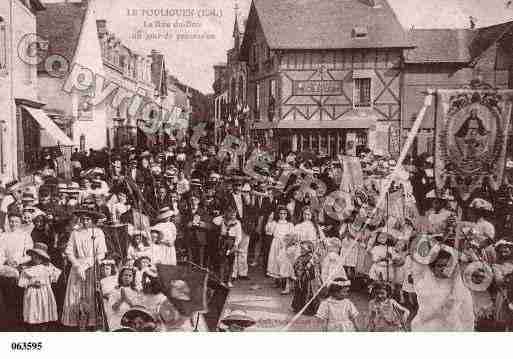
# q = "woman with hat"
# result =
<box><xmin>151</xmin><ymin>207</ymin><xmax>177</xmax><ymax>266</ymax></box>
<box><xmin>61</xmin><ymin>209</ymin><xmax>107</xmax><ymax>329</ymax></box>
<box><xmin>411</xmin><ymin>246</ymin><xmax>474</xmax><ymax>331</ymax></box>
<box><xmin>18</xmin><ymin>243</ymin><xmax>61</xmax><ymax>331</ymax></box>
<box><xmin>0</xmin><ymin>211</ymin><xmax>34</xmax><ymax>330</ymax></box>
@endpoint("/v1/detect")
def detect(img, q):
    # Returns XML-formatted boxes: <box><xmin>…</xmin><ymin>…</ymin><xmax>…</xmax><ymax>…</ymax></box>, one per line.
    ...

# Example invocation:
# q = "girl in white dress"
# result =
<box><xmin>294</xmin><ymin>206</ymin><xmax>324</xmax><ymax>245</ymax></box>
<box><xmin>316</xmin><ymin>278</ymin><xmax>359</xmax><ymax>331</ymax></box>
<box><xmin>18</xmin><ymin>243</ymin><xmax>61</xmax><ymax>330</ymax></box>
<box><xmin>321</xmin><ymin>238</ymin><xmax>347</xmax><ymax>284</ymax></box>
<box><xmin>107</xmin><ymin>266</ymin><xmax>140</xmax><ymax>330</ymax></box>
<box><xmin>151</xmin><ymin>208</ymin><xmax>177</xmax><ymax>265</ymax></box>
<box><xmin>266</xmin><ymin>206</ymin><xmax>294</xmax><ymax>294</ymax></box>
<box><xmin>368</xmin><ymin>230</ymin><xmax>400</xmax><ymax>283</ymax></box>
<box><xmin>339</xmin><ymin>220</ymin><xmax>359</xmax><ymax>280</ymax></box>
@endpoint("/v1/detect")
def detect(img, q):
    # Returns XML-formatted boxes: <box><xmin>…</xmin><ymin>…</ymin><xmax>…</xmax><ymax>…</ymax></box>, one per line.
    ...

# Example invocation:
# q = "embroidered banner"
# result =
<box><xmin>435</xmin><ymin>88</ymin><xmax>513</xmax><ymax>199</ymax></box>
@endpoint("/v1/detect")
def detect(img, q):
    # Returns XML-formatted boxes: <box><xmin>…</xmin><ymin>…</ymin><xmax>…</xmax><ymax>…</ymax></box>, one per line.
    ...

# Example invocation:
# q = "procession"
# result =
<box><xmin>2</xmin><ymin>0</ymin><xmax>513</xmax><ymax>334</ymax></box>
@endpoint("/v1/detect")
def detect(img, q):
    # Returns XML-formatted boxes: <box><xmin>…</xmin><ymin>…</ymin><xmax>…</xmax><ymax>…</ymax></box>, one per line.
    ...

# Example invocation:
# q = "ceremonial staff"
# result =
<box><xmin>91</xmin><ymin>225</ymin><xmax>109</xmax><ymax>331</ymax></box>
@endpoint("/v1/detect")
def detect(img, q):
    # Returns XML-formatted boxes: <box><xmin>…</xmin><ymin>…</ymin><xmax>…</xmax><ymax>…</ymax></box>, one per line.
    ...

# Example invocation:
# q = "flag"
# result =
<box><xmin>203</xmin><ymin>277</ymin><xmax>230</xmax><ymax>331</ymax></box>
<box><xmin>435</xmin><ymin>89</ymin><xmax>513</xmax><ymax>199</ymax></box>
<box><xmin>156</xmin><ymin>264</ymin><xmax>208</xmax><ymax>316</ymax></box>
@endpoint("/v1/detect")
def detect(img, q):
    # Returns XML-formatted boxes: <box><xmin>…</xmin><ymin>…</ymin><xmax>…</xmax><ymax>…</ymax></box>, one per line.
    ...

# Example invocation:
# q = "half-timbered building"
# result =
<box><xmin>240</xmin><ymin>0</ymin><xmax>412</xmax><ymax>156</ymax></box>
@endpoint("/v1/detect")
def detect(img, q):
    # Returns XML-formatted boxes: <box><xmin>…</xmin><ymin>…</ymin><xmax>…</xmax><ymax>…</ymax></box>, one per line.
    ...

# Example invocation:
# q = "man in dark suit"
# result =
<box><xmin>249</xmin><ymin>183</ymin><xmax>276</xmax><ymax>269</ymax></box>
<box><xmin>155</xmin><ymin>185</ymin><xmax>172</xmax><ymax>209</ymax></box>
<box><xmin>184</xmin><ymin>195</ymin><xmax>211</xmax><ymax>267</ymax></box>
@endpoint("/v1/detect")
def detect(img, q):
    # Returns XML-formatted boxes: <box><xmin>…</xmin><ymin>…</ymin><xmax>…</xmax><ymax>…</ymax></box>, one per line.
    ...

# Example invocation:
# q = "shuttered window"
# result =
<box><xmin>354</xmin><ymin>78</ymin><xmax>372</xmax><ymax>108</ymax></box>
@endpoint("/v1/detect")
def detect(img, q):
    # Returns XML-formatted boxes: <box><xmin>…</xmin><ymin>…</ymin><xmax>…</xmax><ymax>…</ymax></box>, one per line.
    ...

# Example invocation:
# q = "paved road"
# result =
<box><xmin>220</xmin><ymin>267</ymin><xmax>371</xmax><ymax>331</ymax></box>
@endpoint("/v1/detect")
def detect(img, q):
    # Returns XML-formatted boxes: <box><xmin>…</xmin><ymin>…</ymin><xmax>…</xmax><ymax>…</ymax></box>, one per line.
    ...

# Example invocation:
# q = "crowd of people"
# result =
<box><xmin>0</xmin><ymin>137</ymin><xmax>513</xmax><ymax>332</ymax></box>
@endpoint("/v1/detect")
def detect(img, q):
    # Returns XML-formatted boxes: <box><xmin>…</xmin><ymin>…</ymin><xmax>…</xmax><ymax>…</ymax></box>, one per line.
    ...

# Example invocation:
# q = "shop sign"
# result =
<box><xmin>293</xmin><ymin>80</ymin><xmax>343</xmax><ymax>96</ymax></box>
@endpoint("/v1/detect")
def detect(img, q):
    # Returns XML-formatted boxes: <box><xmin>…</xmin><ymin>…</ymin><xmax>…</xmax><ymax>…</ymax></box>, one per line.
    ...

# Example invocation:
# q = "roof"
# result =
<box><xmin>248</xmin><ymin>0</ymin><xmax>412</xmax><ymax>50</ymax></box>
<box><xmin>36</xmin><ymin>2</ymin><xmax>88</xmax><ymax>72</ymax></box>
<box><xmin>405</xmin><ymin>29</ymin><xmax>475</xmax><ymax>63</ymax></box>
<box><xmin>469</xmin><ymin>21</ymin><xmax>513</xmax><ymax>62</ymax></box>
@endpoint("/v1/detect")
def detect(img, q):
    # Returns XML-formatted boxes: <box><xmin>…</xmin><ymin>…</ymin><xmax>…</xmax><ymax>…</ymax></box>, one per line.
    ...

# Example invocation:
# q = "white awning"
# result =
<box><xmin>22</xmin><ymin>106</ymin><xmax>74</xmax><ymax>147</ymax></box>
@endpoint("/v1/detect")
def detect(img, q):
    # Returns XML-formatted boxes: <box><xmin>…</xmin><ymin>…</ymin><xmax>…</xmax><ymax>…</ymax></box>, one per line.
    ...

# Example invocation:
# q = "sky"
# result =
<box><xmin>42</xmin><ymin>0</ymin><xmax>513</xmax><ymax>94</ymax></box>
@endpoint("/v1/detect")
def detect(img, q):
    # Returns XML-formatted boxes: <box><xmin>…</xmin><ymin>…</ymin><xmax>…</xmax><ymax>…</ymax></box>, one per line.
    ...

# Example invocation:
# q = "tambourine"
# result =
<box><xmin>463</xmin><ymin>261</ymin><xmax>493</xmax><ymax>292</ymax></box>
<box><xmin>323</xmin><ymin>191</ymin><xmax>354</xmax><ymax>221</ymax></box>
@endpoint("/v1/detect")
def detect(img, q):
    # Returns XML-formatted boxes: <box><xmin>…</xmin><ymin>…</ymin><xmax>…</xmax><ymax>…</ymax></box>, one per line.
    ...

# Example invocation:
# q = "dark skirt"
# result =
<box><xmin>291</xmin><ymin>279</ymin><xmax>319</xmax><ymax>316</ymax></box>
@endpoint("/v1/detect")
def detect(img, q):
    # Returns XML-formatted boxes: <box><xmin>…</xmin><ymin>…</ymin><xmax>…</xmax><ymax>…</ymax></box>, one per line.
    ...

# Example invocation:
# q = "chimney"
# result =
<box><xmin>359</xmin><ymin>0</ymin><xmax>376</xmax><ymax>7</ymax></box>
<box><xmin>96</xmin><ymin>19</ymin><xmax>107</xmax><ymax>37</ymax></box>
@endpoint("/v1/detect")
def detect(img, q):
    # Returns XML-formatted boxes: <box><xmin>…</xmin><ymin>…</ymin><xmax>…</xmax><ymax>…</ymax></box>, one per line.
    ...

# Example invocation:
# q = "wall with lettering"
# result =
<box><xmin>278</xmin><ymin>49</ymin><xmax>402</xmax><ymax>125</ymax></box>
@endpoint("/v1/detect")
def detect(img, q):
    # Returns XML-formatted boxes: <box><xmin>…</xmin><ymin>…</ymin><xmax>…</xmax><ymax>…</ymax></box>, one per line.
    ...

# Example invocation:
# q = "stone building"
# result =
<box><xmin>0</xmin><ymin>0</ymin><xmax>74</xmax><ymax>180</ymax></box>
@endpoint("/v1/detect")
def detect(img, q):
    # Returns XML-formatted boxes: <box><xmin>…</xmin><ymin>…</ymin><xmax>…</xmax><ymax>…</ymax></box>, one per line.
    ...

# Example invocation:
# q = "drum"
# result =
<box><xmin>120</xmin><ymin>306</ymin><xmax>158</xmax><ymax>332</ymax></box>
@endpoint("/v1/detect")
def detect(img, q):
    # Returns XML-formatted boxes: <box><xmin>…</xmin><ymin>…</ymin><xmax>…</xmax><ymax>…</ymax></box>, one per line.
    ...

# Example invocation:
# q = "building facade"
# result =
<box><xmin>37</xmin><ymin>0</ymin><xmax>107</xmax><ymax>153</ymax></box>
<box><xmin>235</xmin><ymin>0</ymin><xmax>513</xmax><ymax>158</ymax></box>
<box><xmin>0</xmin><ymin>0</ymin><xmax>74</xmax><ymax>180</ymax></box>
<box><xmin>239</xmin><ymin>0</ymin><xmax>412</xmax><ymax>156</ymax></box>
<box><xmin>403</xmin><ymin>24</ymin><xmax>513</xmax><ymax>156</ymax></box>
<box><xmin>96</xmin><ymin>19</ymin><xmax>156</xmax><ymax>149</ymax></box>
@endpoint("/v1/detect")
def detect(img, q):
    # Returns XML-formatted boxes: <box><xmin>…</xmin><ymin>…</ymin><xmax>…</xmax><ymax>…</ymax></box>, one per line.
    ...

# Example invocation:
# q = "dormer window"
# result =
<box><xmin>352</xmin><ymin>26</ymin><xmax>368</xmax><ymax>39</ymax></box>
<box><xmin>0</xmin><ymin>17</ymin><xmax>6</xmax><ymax>71</ymax></box>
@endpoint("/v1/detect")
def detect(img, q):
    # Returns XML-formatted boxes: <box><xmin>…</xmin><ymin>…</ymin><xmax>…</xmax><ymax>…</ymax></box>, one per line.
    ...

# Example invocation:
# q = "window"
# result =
<box><xmin>352</xmin><ymin>26</ymin><xmax>368</xmax><ymax>39</ymax></box>
<box><xmin>0</xmin><ymin>17</ymin><xmax>5</xmax><ymax>71</ymax></box>
<box><xmin>255</xmin><ymin>82</ymin><xmax>260</xmax><ymax>119</ymax></box>
<box><xmin>253</xmin><ymin>43</ymin><xmax>259</xmax><ymax>65</ymax></box>
<box><xmin>354</xmin><ymin>78</ymin><xmax>372</xmax><ymax>108</ymax></box>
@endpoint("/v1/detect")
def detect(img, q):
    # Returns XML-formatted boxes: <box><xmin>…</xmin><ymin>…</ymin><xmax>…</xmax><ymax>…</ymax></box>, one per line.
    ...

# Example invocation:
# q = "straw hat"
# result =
<box><xmin>121</xmin><ymin>306</ymin><xmax>157</xmax><ymax>329</ymax></box>
<box><xmin>326</xmin><ymin>237</ymin><xmax>342</xmax><ymax>250</ymax></box>
<box><xmin>470</xmin><ymin>198</ymin><xmax>494</xmax><ymax>211</ymax></box>
<box><xmin>221</xmin><ymin>310</ymin><xmax>256</xmax><ymax>328</ymax></box>
<box><xmin>494</xmin><ymin>239</ymin><xmax>513</xmax><ymax>249</ymax></box>
<box><xmin>156</xmin><ymin>207</ymin><xmax>175</xmax><ymax>222</ymax></box>
<box><xmin>73</xmin><ymin>209</ymin><xmax>106</xmax><ymax>221</ymax></box>
<box><xmin>27</xmin><ymin>242</ymin><xmax>50</xmax><ymax>261</ymax></box>
<box><xmin>139</xmin><ymin>151</ymin><xmax>152</xmax><ymax>159</ymax></box>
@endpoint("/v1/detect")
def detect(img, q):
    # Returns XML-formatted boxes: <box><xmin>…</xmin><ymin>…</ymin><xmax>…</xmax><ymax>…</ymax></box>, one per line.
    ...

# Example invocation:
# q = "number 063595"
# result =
<box><xmin>11</xmin><ymin>342</ymin><xmax>42</xmax><ymax>351</ymax></box>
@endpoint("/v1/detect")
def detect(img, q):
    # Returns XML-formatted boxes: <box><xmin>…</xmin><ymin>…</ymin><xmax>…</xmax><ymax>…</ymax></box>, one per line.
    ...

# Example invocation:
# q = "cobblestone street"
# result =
<box><xmin>221</xmin><ymin>268</ymin><xmax>371</xmax><ymax>331</ymax></box>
